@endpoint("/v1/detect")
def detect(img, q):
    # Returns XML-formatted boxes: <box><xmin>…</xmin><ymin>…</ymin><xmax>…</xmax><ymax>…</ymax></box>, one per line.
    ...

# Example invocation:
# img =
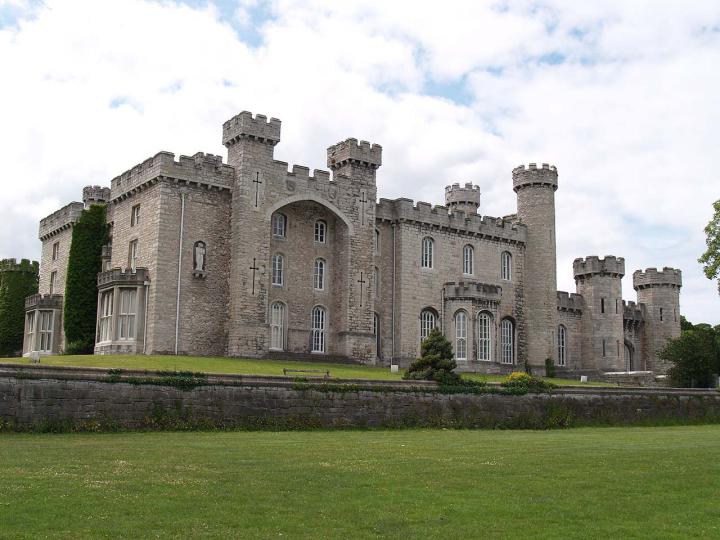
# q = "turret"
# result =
<box><xmin>223</xmin><ymin>111</ymin><xmax>281</xmax><ymax>164</ymax></box>
<box><xmin>82</xmin><ymin>185</ymin><xmax>111</xmax><ymax>208</ymax></box>
<box><xmin>574</xmin><ymin>256</ymin><xmax>626</xmax><ymax>371</ymax></box>
<box><xmin>327</xmin><ymin>138</ymin><xmax>382</xmax><ymax>186</ymax></box>
<box><xmin>513</xmin><ymin>163</ymin><xmax>558</xmax><ymax>371</ymax></box>
<box><xmin>445</xmin><ymin>183</ymin><xmax>480</xmax><ymax>215</ymax></box>
<box><xmin>633</xmin><ymin>267</ymin><xmax>682</xmax><ymax>373</ymax></box>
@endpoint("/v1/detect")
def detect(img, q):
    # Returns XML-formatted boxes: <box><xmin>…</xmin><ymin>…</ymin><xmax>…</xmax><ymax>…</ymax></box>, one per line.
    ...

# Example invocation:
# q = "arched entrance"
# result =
<box><xmin>624</xmin><ymin>342</ymin><xmax>634</xmax><ymax>371</ymax></box>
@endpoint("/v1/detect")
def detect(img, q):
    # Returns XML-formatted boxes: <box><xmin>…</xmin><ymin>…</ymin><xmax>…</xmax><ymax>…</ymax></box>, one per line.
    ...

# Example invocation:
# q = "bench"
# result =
<box><xmin>283</xmin><ymin>368</ymin><xmax>330</xmax><ymax>378</ymax></box>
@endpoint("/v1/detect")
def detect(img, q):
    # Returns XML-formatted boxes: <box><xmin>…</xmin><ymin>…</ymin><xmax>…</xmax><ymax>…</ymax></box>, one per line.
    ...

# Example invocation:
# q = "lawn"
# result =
<box><xmin>0</xmin><ymin>426</ymin><xmax>718</xmax><ymax>538</ymax></box>
<box><xmin>0</xmin><ymin>354</ymin><xmax>611</xmax><ymax>386</ymax></box>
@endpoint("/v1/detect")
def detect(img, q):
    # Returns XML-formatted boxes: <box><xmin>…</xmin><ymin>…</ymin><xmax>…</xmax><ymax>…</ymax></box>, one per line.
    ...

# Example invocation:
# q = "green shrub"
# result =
<box><xmin>545</xmin><ymin>358</ymin><xmax>556</xmax><ymax>378</ymax></box>
<box><xmin>660</xmin><ymin>326</ymin><xmax>720</xmax><ymax>388</ymax></box>
<box><xmin>501</xmin><ymin>371</ymin><xmax>556</xmax><ymax>393</ymax></box>
<box><xmin>63</xmin><ymin>205</ymin><xmax>109</xmax><ymax>354</ymax></box>
<box><xmin>403</xmin><ymin>328</ymin><xmax>462</xmax><ymax>385</ymax></box>
<box><xmin>0</xmin><ymin>259</ymin><xmax>38</xmax><ymax>356</ymax></box>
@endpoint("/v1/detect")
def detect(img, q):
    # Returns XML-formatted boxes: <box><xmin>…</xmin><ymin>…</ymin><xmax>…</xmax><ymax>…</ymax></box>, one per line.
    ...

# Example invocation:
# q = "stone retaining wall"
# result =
<box><xmin>0</xmin><ymin>365</ymin><xmax>718</xmax><ymax>431</ymax></box>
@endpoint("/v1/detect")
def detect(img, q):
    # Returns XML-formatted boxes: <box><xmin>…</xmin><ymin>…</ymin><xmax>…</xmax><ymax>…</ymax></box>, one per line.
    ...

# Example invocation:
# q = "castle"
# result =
<box><xmin>21</xmin><ymin>111</ymin><xmax>682</xmax><ymax>375</ymax></box>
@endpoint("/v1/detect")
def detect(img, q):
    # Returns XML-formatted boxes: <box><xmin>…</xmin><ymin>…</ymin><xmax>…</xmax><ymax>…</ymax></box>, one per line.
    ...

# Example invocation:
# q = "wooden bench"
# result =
<box><xmin>283</xmin><ymin>368</ymin><xmax>330</xmax><ymax>378</ymax></box>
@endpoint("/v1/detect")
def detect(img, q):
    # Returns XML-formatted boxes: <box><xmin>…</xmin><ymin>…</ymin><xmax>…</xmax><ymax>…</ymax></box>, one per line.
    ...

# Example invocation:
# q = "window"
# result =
<box><xmin>373</xmin><ymin>312</ymin><xmax>380</xmax><ymax>358</ymax></box>
<box><xmin>270</xmin><ymin>302</ymin><xmax>285</xmax><ymax>350</ymax></box>
<box><xmin>455</xmin><ymin>311</ymin><xmax>467</xmax><ymax>361</ymax></box>
<box><xmin>52</xmin><ymin>241</ymin><xmax>59</xmax><ymax>261</ymax></box>
<box><xmin>272</xmin><ymin>254</ymin><xmax>284</xmax><ymax>286</ymax></box>
<box><xmin>130</xmin><ymin>204</ymin><xmax>140</xmax><ymax>227</ymax></box>
<box><xmin>118</xmin><ymin>289</ymin><xmax>137</xmax><ymax>340</ymax></box>
<box><xmin>501</xmin><ymin>251</ymin><xmax>512</xmax><ymax>280</ymax></box>
<box><xmin>558</xmin><ymin>325</ymin><xmax>567</xmax><ymax>367</ymax></box>
<box><xmin>314</xmin><ymin>220</ymin><xmax>327</xmax><ymax>244</ymax></box>
<box><xmin>49</xmin><ymin>271</ymin><xmax>57</xmax><ymax>295</ymax></box>
<box><xmin>463</xmin><ymin>245</ymin><xmax>474</xmax><ymax>275</ymax></box>
<box><xmin>420</xmin><ymin>309</ymin><xmax>437</xmax><ymax>342</ymax></box>
<box><xmin>272</xmin><ymin>213</ymin><xmax>287</xmax><ymax>238</ymax></box>
<box><xmin>373</xmin><ymin>266</ymin><xmax>379</xmax><ymax>298</ymax></box>
<box><xmin>421</xmin><ymin>237</ymin><xmax>434</xmax><ymax>269</ymax></box>
<box><xmin>374</xmin><ymin>229</ymin><xmax>380</xmax><ymax>253</ymax></box>
<box><xmin>478</xmin><ymin>312</ymin><xmax>492</xmax><ymax>361</ymax></box>
<box><xmin>602</xmin><ymin>339</ymin><xmax>606</xmax><ymax>358</ymax></box>
<box><xmin>38</xmin><ymin>310</ymin><xmax>53</xmax><ymax>352</ymax></box>
<box><xmin>129</xmin><ymin>240</ymin><xmax>138</xmax><ymax>271</ymax></box>
<box><xmin>311</xmin><ymin>306</ymin><xmax>326</xmax><ymax>353</ymax></box>
<box><xmin>314</xmin><ymin>258</ymin><xmax>325</xmax><ymax>290</ymax></box>
<box><xmin>500</xmin><ymin>319</ymin><xmax>514</xmax><ymax>364</ymax></box>
<box><xmin>660</xmin><ymin>308</ymin><xmax>663</xmax><ymax>321</ymax></box>
<box><xmin>98</xmin><ymin>291</ymin><xmax>113</xmax><ymax>343</ymax></box>
<box><xmin>26</xmin><ymin>311</ymin><xmax>35</xmax><ymax>351</ymax></box>
<box><xmin>615</xmin><ymin>299</ymin><xmax>619</xmax><ymax>314</ymax></box>
<box><xmin>601</xmin><ymin>298</ymin><xmax>605</xmax><ymax>314</ymax></box>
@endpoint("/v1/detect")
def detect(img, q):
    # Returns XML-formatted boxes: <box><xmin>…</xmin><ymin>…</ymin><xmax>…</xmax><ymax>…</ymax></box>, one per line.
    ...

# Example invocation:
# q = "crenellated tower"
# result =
<box><xmin>513</xmin><ymin>163</ymin><xmax>558</xmax><ymax>371</ymax></box>
<box><xmin>445</xmin><ymin>183</ymin><xmax>480</xmax><ymax>215</ymax></box>
<box><xmin>82</xmin><ymin>185</ymin><xmax>111</xmax><ymax>208</ymax></box>
<box><xmin>574</xmin><ymin>256</ymin><xmax>626</xmax><ymax>371</ymax></box>
<box><xmin>633</xmin><ymin>267</ymin><xmax>682</xmax><ymax>372</ymax></box>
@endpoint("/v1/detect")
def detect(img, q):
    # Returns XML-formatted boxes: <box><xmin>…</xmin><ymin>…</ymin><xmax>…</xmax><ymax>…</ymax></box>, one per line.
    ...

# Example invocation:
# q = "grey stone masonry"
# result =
<box><xmin>24</xmin><ymin>109</ymin><xmax>683</xmax><ymax>377</ymax></box>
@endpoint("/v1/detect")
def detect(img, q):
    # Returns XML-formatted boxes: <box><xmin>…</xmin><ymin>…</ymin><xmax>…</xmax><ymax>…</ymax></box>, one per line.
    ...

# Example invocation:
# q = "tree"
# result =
<box><xmin>680</xmin><ymin>315</ymin><xmax>694</xmax><ymax>332</ymax></box>
<box><xmin>699</xmin><ymin>199</ymin><xmax>720</xmax><ymax>294</ymax></box>
<box><xmin>0</xmin><ymin>259</ymin><xmax>38</xmax><ymax>356</ymax></box>
<box><xmin>63</xmin><ymin>205</ymin><xmax>109</xmax><ymax>354</ymax></box>
<box><xmin>659</xmin><ymin>325</ymin><xmax>720</xmax><ymax>388</ymax></box>
<box><xmin>403</xmin><ymin>328</ymin><xmax>462</xmax><ymax>385</ymax></box>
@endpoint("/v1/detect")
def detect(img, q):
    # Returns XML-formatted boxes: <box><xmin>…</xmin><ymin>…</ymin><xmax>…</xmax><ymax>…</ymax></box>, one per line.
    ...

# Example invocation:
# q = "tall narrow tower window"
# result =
<box><xmin>270</xmin><ymin>302</ymin><xmax>285</xmax><ymax>351</ymax></box>
<box><xmin>463</xmin><ymin>245</ymin><xmax>474</xmax><ymax>275</ymax></box>
<box><xmin>421</xmin><ymin>237</ymin><xmax>434</xmax><ymax>269</ymax></box>
<box><xmin>501</xmin><ymin>251</ymin><xmax>512</xmax><ymax>280</ymax></box>
<box><xmin>314</xmin><ymin>220</ymin><xmax>327</xmax><ymax>244</ymax></box>
<box><xmin>313</xmin><ymin>258</ymin><xmax>325</xmax><ymax>290</ymax></box>
<box><xmin>272</xmin><ymin>213</ymin><xmax>287</xmax><ymax>238</ymax></box>
<box><xmin>557</xmin><ymin>325</ymin><xmax>567</xmax><ymax>367</ymax></box>
<box><xmin>420</xmin><ymin>309</ymin><xmax>437</xmax><ymax>342</ymax></box>
<box><xmin>501</xmin><ymin>319</ymin><xmax>514</xmax><ymax>364</ymax></box>
<box><xmin>601</xmin><ymin>298</ymin><xmax>605</xmax><ymax>314</ymax></box>
<box><xmin>478</xmin><ymin>312</ymin><xmax>492</xmax><ymax>361</ymax></box>
<box><xmin>311</xmin><ymin>306</ymin><xmax>326</xmax><ymax>353</ymax></box>
<box><xmin>271</xmin><ymin>254</ymin><xmax>284</xmax><ymax>286</ymax></box>
<box><xmin>455</xmin><ymin>311</ymin><xmax>467</xmax><ymax>361</ymax></box>
<box><xmin>660</xmin><ymin>308</ymin><xmax>663</xmax><ymax>321</ymax></box>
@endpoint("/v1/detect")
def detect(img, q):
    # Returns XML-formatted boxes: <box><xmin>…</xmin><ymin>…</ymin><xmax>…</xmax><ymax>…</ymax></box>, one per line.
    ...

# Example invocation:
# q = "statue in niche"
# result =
<box><xmin>193</xmin><ymin>241</ymin><xmax>206</xmax><ymax>272</ymax></box>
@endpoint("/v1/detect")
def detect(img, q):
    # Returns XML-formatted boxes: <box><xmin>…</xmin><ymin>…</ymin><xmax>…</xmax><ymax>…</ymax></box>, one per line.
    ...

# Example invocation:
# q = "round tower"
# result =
<box><xmin>574</xmin><ymin>256</ymin><xmax>626</xmax><ymax>371</ymax></box>
<box><xmin>633</xmin><ymin>267</ymin><xmax>682</xmax><ymax>373</ymax></box>
<box><xmin>0</xmin><ymin>258</ymin><xmax>39</xmax><ymax>356</ymax></box>
<box><xmin>445</xmin><ymin>182</ymin><xmax>480</xmax><ymax>215</ymax></box>
<box><xmin>513</xmin><ymin>163</ymin><xmax>558</xmax><ymax>371</ymax></box>
<box><xmin>82</xmin><ymin>185</ymin><xmax>111</xmax><ymax>208</ymax></box>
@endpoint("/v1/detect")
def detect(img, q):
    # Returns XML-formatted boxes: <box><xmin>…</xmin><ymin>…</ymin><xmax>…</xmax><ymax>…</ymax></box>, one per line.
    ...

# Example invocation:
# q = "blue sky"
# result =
<box><xmin>0</xmin><ymin>0</ymin><xmax>719</xmax><ymax>323</ymax></box>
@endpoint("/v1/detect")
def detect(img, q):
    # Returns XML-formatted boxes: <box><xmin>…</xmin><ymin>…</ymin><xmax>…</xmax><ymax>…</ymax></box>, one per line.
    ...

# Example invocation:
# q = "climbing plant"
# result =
<box><xmin>0</xmin><ymin>259</ymin><xmax>38</xmax><ymax>356</ymax></box>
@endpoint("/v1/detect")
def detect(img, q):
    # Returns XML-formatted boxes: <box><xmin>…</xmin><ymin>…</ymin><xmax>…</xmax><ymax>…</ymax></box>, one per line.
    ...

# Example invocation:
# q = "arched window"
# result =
<box><xmin>373</xmin><ymin>266</ymin><xmax>380</xmax><ymax>298</ymax></box>
<box><xmin>314</xmin><ymin>258</ymin><xmax>325</xmax><ymax>290</ymax></box>
<box><xmin>455</xmin><ymin>311</ymin><xmax>468</xmax><ymax>361</ymax></box>
<box><xmin>557</xmin><ymin>325</ymin><xmax>567</xmax><ymax>367</ymax></box>
<box><xmin>477</xmin><ymin>312</ymin><xmax>492</xmax><ymax>361</ymax></box>
<box><xmin>270</xmin><ymin>302</ymin><xmax>285</xmax><ymax>350</ymax></box>
<box><xmin>500</xmin><ymin>319</ymin><xmax>514</xmax><ymax>364</ymax></box>
<box><xmin>463</xmin><ymin>245</ymin><xmax>474</xmax><ymax>275</ymax></box>
<box><xmin>421</xmin><ymin>237</ymin><xmax>434</xmax><ymax>269</ymax></box>
<box><xmin>311</xmin><ymin>306</ymin><xmax>326</xmax><ymax>353</ymax></box>
<box><xmin>501</xmin><ymin>251</ymin><xmax>512</xmax><ymax>280</ymax></box>
<box><xmin>314</xmin><ymin>220</ymin><xmax>327</xmax><ymax>244</ymax></box>
<box><xmin>420</xmin><ymin>309</ymin><xmax>437</xmax><ymax>342</ymax></box>
<box><xmin>271</xmin><ymin>254</ymin><xmax>284</xmax><ymax>286</ymax></box>
<box><xmin>272</xmin><ymin>213</ymin><xmax>287</xmax><ymax>238</ymax></box>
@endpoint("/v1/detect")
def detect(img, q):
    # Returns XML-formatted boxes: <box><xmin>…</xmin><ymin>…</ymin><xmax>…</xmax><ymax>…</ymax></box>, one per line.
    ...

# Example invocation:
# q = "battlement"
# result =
<box><xmin>39</xmin><ymin>202</ymin><xmax>84</xmax><ymax>240</ymax></box>
<box><xmin>0</xmin><ymin>258</ymin><xmax>39</xmax><ymax>274</ymax></box>
<box><xmin>623</xmin><ymin>300</ymin><xmax>645</xmax><ymax>322</ymax></box>
<box><xmin>445</xmin><ymin>182</ymin><xmax>480</xmax><ymax>212</ymax></box>
<box><xmin>98</xmin><ymin>267</ymin><xmax>150</xmax><ymax>288</ymax></box>
<box><xmin>633</xmin><ymin>267</ymin><xmax>682</xmax><ymax>290</ymax></box>
<box><xmin>110</xmin><ymin>151</ymin><xmax>235</xmax><ymax>201</ymax></box>
<box><xmin>376</xmin><ymin>198</ymin><xmax>526</xmax><ymax>244</ymax></box>
<box><xmin>25</xmin><ymin>293</ymin><xmax>63</xmax><ymax>310</ymax></box>
<box><xmin>573</xmin><ymin>255</ymin><xmax>626</xmax><ymax>279</ymax></box>
<box><xmin>443</xmin><ymin>281</ymin><xmax>503</xmax><ymax>301</ymax></box>
<box><xmin>327</xmin><ymin>138</ymin><xmax>382</xmax><ymax>170</ymax></box>
<box><xmin>82</xmin><ymin>185</ymin><xmax>111</xmax><ymax>206</ymax></box>
<box><xmin>223</xmin><ymin>111</ymin><xmax>281</xmax><ymax>147</ymax></box>
<box><xmin>512</xmin><ymin>163</ymin><xmax>558</xmax><ymax>192</ymax></box>
<box><xmin>557</xmin><ymin>291</ymin><xmax>584</xmax><ymax>313</ymax></box>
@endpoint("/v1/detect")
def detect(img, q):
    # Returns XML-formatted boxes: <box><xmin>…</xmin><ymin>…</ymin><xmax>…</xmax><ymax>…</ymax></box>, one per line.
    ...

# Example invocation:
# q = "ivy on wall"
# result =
<box><xmin>0</xmin><ymin>259</ymin><xmax>39</xmax><ymax>356</ymax></box>
<box><xmin>64</xmin><ymin>205</ymin><xmax>109</xmax><ymax>354</ymax></box>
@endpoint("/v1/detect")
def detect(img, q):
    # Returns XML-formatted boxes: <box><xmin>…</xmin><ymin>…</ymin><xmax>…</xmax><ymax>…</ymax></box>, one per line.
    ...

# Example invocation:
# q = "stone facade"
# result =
<box><xmin>23</xmin><ymin>110</ymin><xmax>682</xmax><ymax>376</ymax></box>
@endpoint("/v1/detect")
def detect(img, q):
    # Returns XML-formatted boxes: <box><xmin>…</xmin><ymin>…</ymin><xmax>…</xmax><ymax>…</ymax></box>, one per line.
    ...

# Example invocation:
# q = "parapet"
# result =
<box><xmin>557</xmin><ymin>291</ymin><xmax>584</xmax><ymax>313</ymax></box>
<box><xmin>573</xmin><ymin>255</ymin><xmax>625</xmax><ymax>279</ymax></box>
<box><xmin>623</xmin><ymin>300</ymin><xmax>645</xmax><ymax>323</ymax></box>
<box><xmin>0</xmin><ymin>258</ymin><xmax>39</xmax><ymax>274</ymax></box>
<box><xmin>376</xmin><ymin>198</ymin><xmax>526</xmax><ymax>244</ymax></box>
<box><xmin>512</xmin><ymin>163</ymin><xmax>558</xmax><ymax>192</ymax></box>
<box><xmin>25</xmin><ymin>293</ymin><xmax>63</xmax><ymax>311</ymax></box>
<box><xmin>327</xmin><ymin>138</ymin><xmax>382</xmax><ymax>170</ymax></box>
<box><xmin>82</xmin><ymin>185</ymin><xmax>111</xmax><ymax>207</ymax></box>
<box><xmin>445</xmin><ymin>183</ymin><xmax>480</xmax><ymax>212</ymax></box>
<box><xmin>97</xmin><ymin>267</ymin><xmax>150</xmax><ymax>288</ymax></box>
<box><xmin>633</xmin><ymin>267</ymin><xmax>682</xmax><ymax>290</ymax></box>
<box><xmin>443</xmin><ymin>281</ymin><xmax>502</xmax><ymax>301</ymax></box>
<box><xmin>110</xmin><ymin>151</ymin><xmax>235</xmax><ymax>201</ymax></box>
<box><xmin>223</xmin><ymin>111</ymin><xmax>281</xmax><ymax>147</ymax></box>
<box><xmin>39</xmin><ymin>202</ymin><xmax>84</xmax><ymax>240</ymax></box>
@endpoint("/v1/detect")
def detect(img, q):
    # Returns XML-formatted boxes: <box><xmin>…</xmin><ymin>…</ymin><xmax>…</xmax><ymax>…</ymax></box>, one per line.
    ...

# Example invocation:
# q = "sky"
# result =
<box><xmin>0</xmin><ymin>0</ymin><xmax>719</xmax><ymax>324</ymax></box>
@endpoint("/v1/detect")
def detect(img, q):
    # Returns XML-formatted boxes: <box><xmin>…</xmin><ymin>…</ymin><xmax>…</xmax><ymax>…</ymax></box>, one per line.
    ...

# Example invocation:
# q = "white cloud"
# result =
<box><xmin>1</xmin><ymin>0</ymin><xmax>719</xmax><ymax>324</ymax></box>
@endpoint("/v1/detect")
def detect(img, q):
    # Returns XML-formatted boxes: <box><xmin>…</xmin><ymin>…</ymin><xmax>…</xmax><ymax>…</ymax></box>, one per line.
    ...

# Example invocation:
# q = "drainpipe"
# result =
<box><xmin>175</xmin><ymin>193</ymin><xmax>186</xmax><ymax>355</ymax></box>
<box><xmin>391</xmin><ymin>221</ymin><xmax>396</xmax><ymax>363</ymax></box>
<box><xmin>441</xmin><ymin>287</ymin><xmax>445</xmax><ymax>333</ymax></box>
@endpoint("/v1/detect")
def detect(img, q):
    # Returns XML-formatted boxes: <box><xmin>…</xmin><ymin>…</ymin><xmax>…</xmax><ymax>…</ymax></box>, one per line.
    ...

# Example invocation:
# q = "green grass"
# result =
<box><xmin>0</xmin><ymin>354</ymin><xmax>612</xmax><ymax>386</ymax></box>
<box><xmin>1</xmin><ymin>426</ymin><xmax>718</xmax><ymax>538</ymax></box>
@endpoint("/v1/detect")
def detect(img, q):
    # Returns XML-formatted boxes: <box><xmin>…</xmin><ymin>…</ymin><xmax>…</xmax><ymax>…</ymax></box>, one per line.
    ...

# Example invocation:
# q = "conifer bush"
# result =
<box><xmin>63</xmin><ymin>205</ymin><xmax>109</xmax><ymax>354</ymax></box>
<box><xmin>403</xmin><ymin>328</ymin><xmax>463</xmax><ymax>385</ymax></box>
